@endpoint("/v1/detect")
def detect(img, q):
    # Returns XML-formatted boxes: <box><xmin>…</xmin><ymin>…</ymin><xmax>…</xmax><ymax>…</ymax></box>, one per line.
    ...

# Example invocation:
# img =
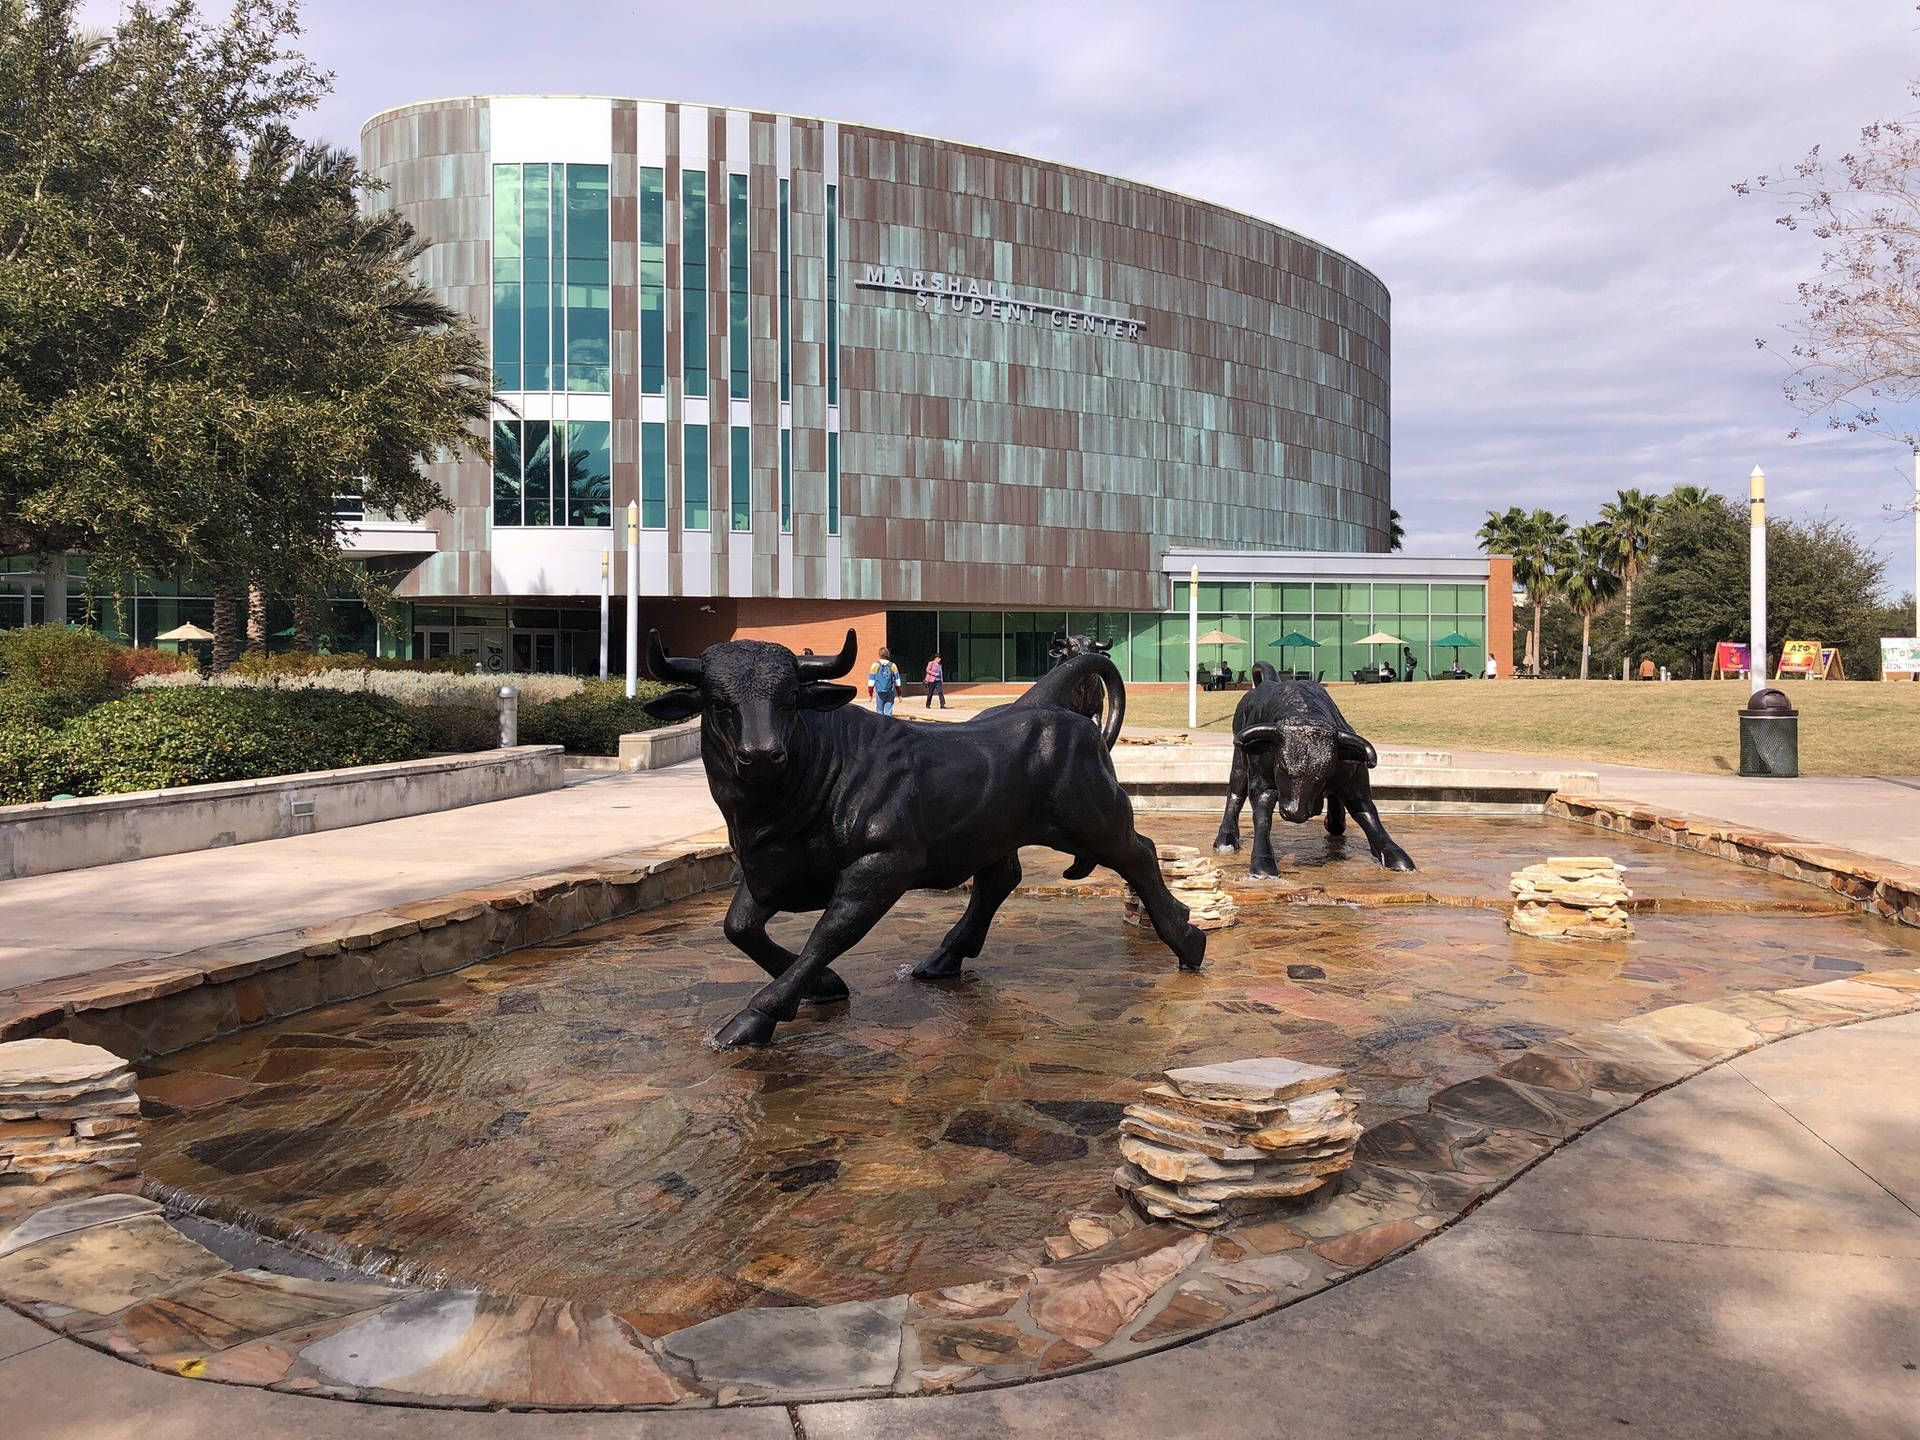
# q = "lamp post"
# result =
<box><xmin>599</xmin><ymin>550</ymin><xmax>610</xmax><ymax>681</ymax></box>
<box><xmin>1739</xmin><ymin>464</ymin><xmax>1798</xmax><ymax>777</ymax></box>
<box><xmin>1749</xmin><ymin>465</ymin><xmax>1766</xmax><ymax>696</ymax></box>
<box><xmin>1187</xmin><ymin>564</ymin><xmax>1200</xmax><ymax>730</ymax></box>
<box><xmin>625</xmin><ymin>501</ymin><xmax>639</xmax><ymax>699</ymax></box>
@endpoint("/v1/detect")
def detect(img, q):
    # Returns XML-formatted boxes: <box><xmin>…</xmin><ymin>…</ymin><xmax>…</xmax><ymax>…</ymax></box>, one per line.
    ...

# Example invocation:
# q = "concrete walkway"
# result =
<box><xmin>4</xmin><ymin>1010</ymin><xmax>1915</xmax><ymax>1437</ymax></box>
<box><xmin>0</xmin><ymin>764</ymin><xmax>723</xmax><ymax>991</ymax></box>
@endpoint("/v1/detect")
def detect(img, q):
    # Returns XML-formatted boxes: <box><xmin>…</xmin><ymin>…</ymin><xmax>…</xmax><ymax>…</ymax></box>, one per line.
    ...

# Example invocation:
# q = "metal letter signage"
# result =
<box><xmin>856</xmin><ymin>263</ymin><xmax>1144</xmax><ymax>340</ymax></box>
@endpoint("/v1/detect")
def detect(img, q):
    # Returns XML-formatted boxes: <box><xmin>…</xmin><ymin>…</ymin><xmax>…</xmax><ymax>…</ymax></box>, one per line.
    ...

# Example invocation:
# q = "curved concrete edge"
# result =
<box><xmin>1</xmin><ymin>966</ymin><xmax>1914</xmax><ymax>1412</ymax></box>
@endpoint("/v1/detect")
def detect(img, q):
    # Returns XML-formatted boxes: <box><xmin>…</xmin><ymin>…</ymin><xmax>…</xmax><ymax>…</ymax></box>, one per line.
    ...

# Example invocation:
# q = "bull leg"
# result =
<box><xmin>1105</xmin><ymin>832</ymin><xmax>1206</xmax><ymax>971</ymax></box>
<box><xmin>1211</xmin><ymin>746</ymin><xmax>1250</xmax><ymax>853</ymax></box>
<box><xmin>720</xmin><ymin>883</ymin><xmax>849</xmax><ymax>1005</ymax></box>
<box><xmin>713</xmin><ymin>856</ymin><xmax>913</xmax><ymax>1048</ymax></box>
<box><xmin>1325</xmin><ymin>798</ymin><xmax>1347</xmax><ymax>837</ymax></box>
<box><xmin>914</xmin><ymin>852</ymin><xmax>1022</xmax><ymax>980</ymax></box>
<box><xmin>1248</xmin><ymin>787</ymin><xmax>1282</xmax><ymax>879</ymax></box>
<box><xmin>1344</xmin><ymin>786</ymin><xmax>1416</xmax><ymax>872</ymax></box>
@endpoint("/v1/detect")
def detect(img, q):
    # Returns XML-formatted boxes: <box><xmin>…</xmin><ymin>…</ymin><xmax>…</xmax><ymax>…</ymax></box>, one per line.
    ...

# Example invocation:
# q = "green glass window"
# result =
<box><xmin>564</xmin><ymin>166</ymin><xmax>609</xmax><ymax>392</ymax></box>
<box><xmin>778</xmin><ymin>428</ymin><xmax>791</xmax><ymax>533</ymax></box>
<box><xmin>641</xmin><ymin>421</ymin><xmax>666</xmax><ymax>528</ymax></box>
<box><xmin>684</xmin><ymin>423</ymin><xmax>710</xmax><ymax>531</ymax></box>
<box><xmin>564</xmin><ymin>419</ymin><xmax>610</xmax><ymax>527</ymax></box>
<box><xmin>492</xmin><ymin>163</ymin><xmax>608</xmax><ymax>394</ymax></box>
<box><xmin>827</xmin><ymin>431</ymin><xmax>840</xmax><ymax>536</ymax></box>
<box><xmin>730</xmin><ymin>425</ymin><xmax>751</xmax><ymax>531</ymax></box>
<box><xmin>639</xmin><ymin>167</ymin><xmax>665</xmax><ymax>396</ymax></box>
<box><xmin>522</xmin><ymin>420</ymin><xmax>553</xmax><ymax>526</ymax></box>
<box><xmin>682</xmin><ymin>170</ymin><xmax>707</xmax><ymax>398</ymax></box>
<box><xmin>492</xmin><ymin>419</ymin><xmax>522</xmax><ymax>526</ymax></box>
<box><xmin>778</xmin><ymin>177</ymin><xmax>790</xmax><ymax>404</ymax></box>
<box><xmin>728</xmin><ymin>174</ymin><xmax>749</xmax><ymax>400</ymax></box>
<box><xmin>826</xmin><ymin>182</ymin><xmax>838</xmax><ymax>406</ymax></box>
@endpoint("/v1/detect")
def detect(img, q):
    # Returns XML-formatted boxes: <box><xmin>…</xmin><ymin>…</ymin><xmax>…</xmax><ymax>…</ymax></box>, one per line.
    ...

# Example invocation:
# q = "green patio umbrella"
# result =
<box><xmin>1434</xmin><ymin>631</ymin><xmax>1475</xmax><ymax>649</ymax></box>
<box><xmin>1267</xmin><ymin>629</ymin><xmax>1321</xmax><ymax>677</ymax></box>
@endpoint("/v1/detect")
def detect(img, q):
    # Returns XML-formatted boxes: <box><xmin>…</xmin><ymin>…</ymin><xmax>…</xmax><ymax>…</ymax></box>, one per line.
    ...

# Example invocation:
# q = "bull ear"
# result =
<box><xmin>644</xmin><ymin>688</ymin><xmax>705</xmax><ymax>722</ymax></box>
<box><xmin>799</xmin><ymin>681</ymin><xmax>857</xmax><ymax>711</ymax></box>
<box><xmin>1336</xmin><ymin>732</ymin><xmax>1378</xmax><ymax>768</ymax></box>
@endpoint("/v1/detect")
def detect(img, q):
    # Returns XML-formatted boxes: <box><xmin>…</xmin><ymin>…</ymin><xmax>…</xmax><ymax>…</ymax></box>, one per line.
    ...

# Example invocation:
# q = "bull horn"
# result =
<box><xmin>796</xmin><ymin>628</ymin><xmax>858</xmax><ymax>680</ymax></box>
<box><xmin>647</xmin><ymin>630</ymin><xmax>705</xmax><ymax>685</ymax></box>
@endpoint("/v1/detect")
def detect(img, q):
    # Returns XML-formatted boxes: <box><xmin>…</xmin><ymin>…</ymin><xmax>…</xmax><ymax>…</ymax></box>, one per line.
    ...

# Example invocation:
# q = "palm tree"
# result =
<box><xmin>1599</xmin><ymin>487</ymin><xmax>1659</xmax><ymax>663</ymax></box>
<box><xmin>1557</xmin><ymin>524</ymin><xmax>1623</xmax><ymax>680</ymax></box>
<box><xmin>1659</xmin><ymin>484</ymin><xmax>1713</xmax><ymax>520</ymax></box>
<box><xmin>1477</xmin><ymin>506</ymin><xmax>1526</xmax><ymax>555</ymax></box>
<box><xmin>1509</xmin><ymin>509</ymin><xmax>1569</xmax><ymax>676</ymax></box>
<box><xmin>1389</xmin><ymin>508</ymin><xmax>1405</xmax><ymax>552</ymax></box>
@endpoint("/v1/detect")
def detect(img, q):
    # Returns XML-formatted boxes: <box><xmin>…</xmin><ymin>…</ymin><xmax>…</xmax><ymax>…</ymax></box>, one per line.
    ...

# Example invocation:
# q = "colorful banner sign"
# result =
<box><xmin>1777</xmin><ymin>640</ymin><xmax>1824</xmax><ymax>677</ymax></box>
<box><xmin>1883</xmin><ymin>637</ymin><xmax>1920</xmax><ymax>678</ymax></box>
<box><xmin>1711</xmin><ymin>641</ymin><xmax>1751</xmax><ymax>679</ymax></box>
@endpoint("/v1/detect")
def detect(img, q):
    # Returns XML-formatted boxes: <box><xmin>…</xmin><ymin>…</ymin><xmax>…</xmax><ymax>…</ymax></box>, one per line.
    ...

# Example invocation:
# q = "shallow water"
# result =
<box><xmin>140</xmin><ymin>815</ymin><xmax>1920</xmax><ymax>1329</ymax></box>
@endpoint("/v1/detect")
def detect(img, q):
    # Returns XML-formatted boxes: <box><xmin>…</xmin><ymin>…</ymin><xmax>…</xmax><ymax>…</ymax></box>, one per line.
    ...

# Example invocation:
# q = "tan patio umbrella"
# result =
<box><xmin>155</xmin><ymin>623</ymin><xmax>215</xmax><ymax>642</ymax></box>
<box><xmin>1194</xmin><ymin>628</ymin><xmax>1245</xmax><ymax>682</ymax></box>
<box><xmin>1357</xmin><ymin>629</ymin><xmax>1404</xmax><ymax>674</ymax></box>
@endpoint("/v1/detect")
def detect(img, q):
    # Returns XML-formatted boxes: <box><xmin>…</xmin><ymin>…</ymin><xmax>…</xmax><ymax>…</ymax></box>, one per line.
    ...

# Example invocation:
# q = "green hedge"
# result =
<box><xmin>0</xmin><ymin>689</ymin><xmax>428</xmax><ymax>805</ymax></box>
<box><xmin>521</xmin><ymin>679</ymin><xmax>670</xmax><ymax>756</ymax></box>
<box><xmin>411</xmin><ymin>702</ymin><xmax>501</xmax><ymax>755</ymax></box>
<box><xmin>0</xmin><ymin>626</ymin><xmax>121</xmax><ymax>701</ymax></box>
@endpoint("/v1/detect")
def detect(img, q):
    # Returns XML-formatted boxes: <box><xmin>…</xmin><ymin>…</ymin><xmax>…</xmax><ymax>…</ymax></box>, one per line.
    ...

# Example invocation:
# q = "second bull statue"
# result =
<box><xmin>645</xmin><ymin>630</ymin><xmax>1206</xmax><ymax>1047</ymax></box>
<box><xmin>1212</xmin><ymin>663</ymin><xmax>1416</xmax><ymax>877</ymax></box>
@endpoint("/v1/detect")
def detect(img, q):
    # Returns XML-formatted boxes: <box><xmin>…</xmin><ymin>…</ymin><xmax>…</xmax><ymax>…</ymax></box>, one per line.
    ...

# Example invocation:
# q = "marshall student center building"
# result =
<box><xmin>2</xmin><ymin>95</ymin><xmax>1514</xmax><ymax>684</ymax></box>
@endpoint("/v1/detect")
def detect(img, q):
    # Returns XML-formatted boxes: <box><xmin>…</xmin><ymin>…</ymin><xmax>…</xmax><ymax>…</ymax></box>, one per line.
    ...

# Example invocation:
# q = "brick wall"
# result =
<box><xmin>1487</xmin><ymin>556</ymin><xmax>1515</xmax><ymax>680</ymax></box>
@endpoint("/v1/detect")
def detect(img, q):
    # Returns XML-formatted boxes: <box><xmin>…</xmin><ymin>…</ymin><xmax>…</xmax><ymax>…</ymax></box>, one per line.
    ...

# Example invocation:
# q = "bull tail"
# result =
<box><xmin>1010</xmin><ymin>653</ymin><xmax>1125</xmax><ymax>751</ymax></box>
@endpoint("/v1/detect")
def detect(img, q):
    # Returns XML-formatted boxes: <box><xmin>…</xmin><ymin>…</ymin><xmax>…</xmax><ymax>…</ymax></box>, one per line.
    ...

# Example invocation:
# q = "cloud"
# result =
<box><xmin>250</xmin><ymin>0</ymin><xmax>1920</xmax><ymax>593</ymax></box>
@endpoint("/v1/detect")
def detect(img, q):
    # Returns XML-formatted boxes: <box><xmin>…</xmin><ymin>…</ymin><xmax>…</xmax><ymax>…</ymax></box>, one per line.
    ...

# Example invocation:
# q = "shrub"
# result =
<box><xmin>521</xmin><ymin>679</ymin><xmax>670</xmax><ymax>755</ymax></box>
<box><xmin>411</xmin><ymin>703</ymin><xmax>501</xmax><ymax>754</ymax></box>
<box><xmin>109</xmin><ymin>647</ymin><xmax>199</xmax><ymax>688</ymax></box>
<box><xmin>0</xmin><ymin>626</ymin><xmax>120</xmax><ymax>700</ymax></box>
<box><xmin>57</xmin><ymin>688</ymin><xmax>427</xmax><ymax>797</ymax></box>
<box><xmin>0</xmin><ymin>683</ymin><xmax>96</xmax><ymax>729</ymax></box>
<box><xmin>0</xmin><ymin>725</ymin><xmax>74</xmax><ymax>806</ymax></box>
<box><xmin>228</xmin><ymin>651</ymin><xmax>464</xmax><ymax>679</ymax></box>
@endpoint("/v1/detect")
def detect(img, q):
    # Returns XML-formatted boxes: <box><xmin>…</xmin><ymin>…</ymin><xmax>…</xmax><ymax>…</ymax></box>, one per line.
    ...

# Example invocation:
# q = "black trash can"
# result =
<box><xmin>1739</xmin><ymin>687</ymin><xmax>1799</xmax><ymax>778</ymax></box>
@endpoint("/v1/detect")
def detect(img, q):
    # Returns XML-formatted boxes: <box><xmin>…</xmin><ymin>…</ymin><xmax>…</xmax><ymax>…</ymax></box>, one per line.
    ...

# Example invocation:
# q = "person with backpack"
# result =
<box><xmin>867</xmin><ymin>647</ymin><xmax>903</xmax><ymax>715</ymax></box>
<box><xmin>923</xmin><ymin>653</ymin><xmax>946</xmax><ymax>709</ymax></box>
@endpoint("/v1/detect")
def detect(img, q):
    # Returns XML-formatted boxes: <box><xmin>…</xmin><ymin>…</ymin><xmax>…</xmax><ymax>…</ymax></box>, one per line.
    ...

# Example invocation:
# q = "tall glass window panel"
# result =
<box><xmin>522</xmin><ymin>164</ymin><xmax>553</xmax><ymax>392</ymax></box>
<box><xmin>521</xmin><ymin>420</ymin><xmax>554</xmax><ymax>527</ymax></box>
<box><xmin>682</xmin><ymin>170</ymin><xmax>708</xmax><ymax>398</ymax></box>
<box><xmin>778</xmin><ymin>429</ymin><xmax>792</xmax><ymax>533</ymax></box>
<box><xmin>639</xmin><ymin>167</ymin><xmax>666</xmax><ymax>396</ymax></box>
<box><xmin>491</xmin><ymin>419</ymin><xmax>522</xmax><ymax>526</ymax></box>
<box><xmin>684</xmin><ymin>423</ymin><xmax>710</xmax><ymax>531</ymax></box>
<box><xmin>564</xmin><ymin>165</ymin><xmax>609</xmax><ymax>392</ymax></box>
<box><xmin>728</xmin><ymin>175</ymin><xmax>749</xmax><ymax>400</ymax></box>
<box><xmin>777</xmin><ymin>177</ymin><xmax>791</xmax><ymax>403</ymax></box>
<box><xmin>641</xmin><ymin>421</ymin><xmax>667</xmax><ymax>529</ymax></box>
<box><xmin>730</xmin><ymin>425</ymin><xmax>751</xmax><ymax>531</ymax></box>
<box><xmin>491</xmin><ymin>167</ymin><xmax>523</xmax><ymax>391</ymax></box>
<box><xmin>825</xmin><ymin>183</ymin><xmax>838</xmax><ymax>405</ymax></box>
<box><xmin>826</xmin><ymin>431</ymin><xmax>840</xmax><ymax>536</ymax></box>
<box><xmin>565</xmin><ymin>419</ymin><xmax>611</xmax><ymax>527</ymax></box>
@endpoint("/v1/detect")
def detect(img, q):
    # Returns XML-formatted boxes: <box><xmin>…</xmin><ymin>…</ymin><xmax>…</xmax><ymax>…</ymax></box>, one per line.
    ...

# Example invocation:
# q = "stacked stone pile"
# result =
<box><xmin>1113</xmin><ymin>1057</ymin><xmax>1360</xmax><ymax>1229</ymax></box>
<box><xmin>1509</xmin><ymin>856</ymin><xmax>1634</xmax><ymax>940</ymax></box>
<box><xmin>1125</xmin><ymin>844</ymin><xmax>1237</xmax><ymax>931</ymax></box>
<box><xmin>0</xmin><ymin>1039</ymin><xmax>142</xmax><ymax>1188</ymax></box>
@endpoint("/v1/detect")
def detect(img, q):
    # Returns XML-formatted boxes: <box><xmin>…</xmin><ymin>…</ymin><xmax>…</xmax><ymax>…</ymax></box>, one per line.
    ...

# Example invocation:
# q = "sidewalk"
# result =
<box><xmin>0</xmin><ymin>764</ymin><xmax>723</xmax><ymax>992</ymax></box>
<box><xmin>5</xmin><ymin>1010</ymin><xmax>1914</xmax><ymax>1437</ymax></box>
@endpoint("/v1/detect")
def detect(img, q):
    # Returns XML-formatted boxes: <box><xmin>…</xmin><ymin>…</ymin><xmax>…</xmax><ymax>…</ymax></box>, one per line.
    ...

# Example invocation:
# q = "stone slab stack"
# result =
<box><xmin>1125</xmin><ymin>844</ymin><xmax>1236</xmax><ymax>932</ymax></box>
<box><xmin>0</xmin><ymin>1039</ymin><xmax>142</xmax><ymax>1189</ymax></box>
<box><xmin>1113</xmin><ymin>1057</ymin><xmax>1360</xmax><ymax>1229</ymax></box>
<box><xmin>1509</xmin><ymin>856</ymin><xmax>1634</xmax><ymax>939</ymax></box>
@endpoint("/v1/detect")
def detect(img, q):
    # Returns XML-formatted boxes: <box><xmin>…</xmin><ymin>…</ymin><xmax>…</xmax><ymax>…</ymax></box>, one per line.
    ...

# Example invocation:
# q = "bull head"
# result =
<box><xmin>1049</xmin><ymin>633</ymin><xmax>1114</xmax><ymax>660</ymax></box>
<box><xmin>1238</xmin><ymin>722</ymin><xmax>1377</xmax><ymax>823</ymax></box>
<box><xmin>644</xmin><ymin>629</ymin><xmax>859</xmax><ymax>781</ymax></box>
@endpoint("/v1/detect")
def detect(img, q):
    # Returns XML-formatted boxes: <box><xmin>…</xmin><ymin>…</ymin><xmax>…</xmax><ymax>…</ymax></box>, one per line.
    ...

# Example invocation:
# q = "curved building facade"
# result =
<box><xmin>357</xmin><ymin>95</ymin><xmax>1395</xmax><ymax>675</ymax></box>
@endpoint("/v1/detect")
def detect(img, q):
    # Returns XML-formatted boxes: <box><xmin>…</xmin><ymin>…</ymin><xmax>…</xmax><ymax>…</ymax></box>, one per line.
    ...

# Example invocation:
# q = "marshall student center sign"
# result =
<box><xmin>857</xmin><ymin>265</ymin><xmax>1145</xmax><ymax>339</ymax></box>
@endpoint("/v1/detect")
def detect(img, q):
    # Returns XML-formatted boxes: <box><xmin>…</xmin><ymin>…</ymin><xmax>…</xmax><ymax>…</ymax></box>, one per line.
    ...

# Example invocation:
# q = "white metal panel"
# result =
<box><xmin>679</xmin><ymin>533</ymin><xmax>715</xmax><ymax>597</ymax></box>
<box><xmin>729</xmin><ymin>399</ymin><xmax>751</xmax><ymax>426</ymax></box>
<box><xmin>823</xmin><ymin>121</ymin><xmax>838</xmax><ymax>185</ymax></box>
<box><xmin>776</xmin><ymin>115</ymin><xmax>790</xmax><ymax>175</ymax></box>
<box><xmin>683</xmin><ymin>396</ymin><xmax>710</xmax><ymax>426</ymax></box>
<box><xmin>728</xmin><ymin>538</ymin><xmax>753</xmax><ymax>596</ymax></box>
<box><xmin>777</xmin><ymin>534</ymin><xmax>794</xmax><ymax>599</ymax></box>
<box><xmin>725</xmin><ymin>110</ymin><xmax>750</xmax><ymax>172</ymax></box>
<box><xmin>642</xmin><ymin>395</ymin><xmax>669</xmax><ymax>424</ymax></box>
<box><xmin>489</xmin><ymin>97</ymin><xmax>612</xmax><ymax>164</ymax></box>
<box><xmin>640</xmin><ymin>529</ymin><xmax>670</xmax><ymax>593</ymax></box>
<box><xmin>633</xmin><ymin>101</ymin><xmax>667</xmax><ymax>167</ymax></box>
<box><xmin>826</xmin><ymin>535</ymin><xmax>842</xmax><ymax>600</ymax></box>
<box><xmin>679</xmin><ymin>105</ymin><xmax>708</xmax><ymax>168</ymax></box>
<box><xmin>495</xmin><ymin>393</ymin><xmax>613</xmax><ymax>423</ymax></box>
<box><xmin>491</xmin><ymin>527</ymin><xmax>619</xmax><ymax>595</ymax></box>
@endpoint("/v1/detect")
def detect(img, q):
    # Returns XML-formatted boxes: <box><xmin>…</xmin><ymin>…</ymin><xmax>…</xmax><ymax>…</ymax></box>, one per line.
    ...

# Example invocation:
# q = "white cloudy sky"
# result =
<box><xmin>93</xmin><ymin>0</ymin><xmax>1920</xmax><ymax>596</ymax></box>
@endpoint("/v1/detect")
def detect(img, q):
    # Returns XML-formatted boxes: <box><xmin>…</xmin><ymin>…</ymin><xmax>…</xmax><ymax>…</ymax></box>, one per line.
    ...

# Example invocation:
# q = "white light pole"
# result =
<box><xmin>625</xmin><ymin>501</ymin><xmax>639</xmax><ymax>699</ymax></box>
<box><xmin>1749</xmin><ymin>465</ymin><xmax>1767</xmax><ymax>695</ymax></box>
<box><xmin>1912</xmin><ymin>450</ymin><xmax>1918</xmax><ymax>633</ymax></box>
<box><xmin>598</xmin><ymin>550</ymin><xmax>610</xmax><ymax>681</ymax></box>
<box><xmin>1187</xmin><ymin>563</ymin><xmax>1200</xmax><ymax>730</ymax></box>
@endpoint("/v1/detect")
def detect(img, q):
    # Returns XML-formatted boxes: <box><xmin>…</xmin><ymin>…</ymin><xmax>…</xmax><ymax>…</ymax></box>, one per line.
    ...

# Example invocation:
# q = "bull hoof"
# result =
<box><xmin>1175</xmin><ymin>926</ymin><xmax>1207</xmax><ymax>971</ymax></box>
<box><xmin>1248</xmin><ymin>855</ymin><xmax>1281</xmax><ymax>879</ymax></box>
<box><xmin>712</xmin><ymin>1007</ymin><xmax>779</xmax><ymax>1048</ymax></box>
<box><xmin>1061</xmin><ymin>855</ymin><xmax>1096</xmax><ymax>880</ymax></box>
<box><xmin>804</xmin><ymin>969</ymin><xmax>851</xmax><ymax>1005</ymax></box>
<box><xmin>1211</xmin><ymin>834</ymin><xmax>1240</xmax><ymax>854</ymax></box>
<box><xmin>1378</xmin><ymin>845</ymin><xmax>1416</xmax><ymax>873</ymax></box>
<box><xmin>912</xmin><ymin>950</ymin><xmax>967</xmax><ymax>981</ymax></box>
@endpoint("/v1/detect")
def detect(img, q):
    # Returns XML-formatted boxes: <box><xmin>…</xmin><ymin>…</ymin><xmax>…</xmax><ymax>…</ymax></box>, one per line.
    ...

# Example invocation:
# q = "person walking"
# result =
<box><xmin>867</xmin><ymin>647</ymin><xmax>902</xmax><ymax>716</ymax></box>
<box><xmin>1484</xmin><ymin>651</ymin><xmax>1499</xmax><ymax>681</ymax></box>
<box><xmin>923</xmin><ymin>653</ymin><xmax>947</xmax><ymax>709</ymax></box>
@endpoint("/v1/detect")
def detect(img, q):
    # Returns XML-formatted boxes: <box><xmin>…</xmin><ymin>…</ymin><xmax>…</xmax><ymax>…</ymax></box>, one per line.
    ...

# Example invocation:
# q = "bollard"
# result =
<box><xmin>498</xmin><ymin>684</ymin><xmax>519</xmax><ymax>749</ymax></box>
<box><xmin>1738</xmin><ymin>687</ymin><xmax>1798</xmax><ymax>778</ymax></box>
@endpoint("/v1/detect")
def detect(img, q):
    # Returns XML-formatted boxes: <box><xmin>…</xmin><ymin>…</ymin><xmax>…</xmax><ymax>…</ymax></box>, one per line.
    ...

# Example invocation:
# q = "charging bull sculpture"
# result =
<box><xmin>1212</xmin><ymin>663</ymin><xmax>1415</xmax><ymax>877</ymax></box>
<box><xmin>645</xmin><ymin>629</ymin><xmax>1206</xmax><ymax>1047</ymax></box>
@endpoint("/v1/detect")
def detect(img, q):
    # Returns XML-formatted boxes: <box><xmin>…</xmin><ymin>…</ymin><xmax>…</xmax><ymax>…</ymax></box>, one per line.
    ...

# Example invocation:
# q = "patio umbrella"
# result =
<box><xmin>1433</xmin><ymin>631</ymin><xmax>1475</xmax><ymax>675</ymax></box>
<box><xmin>1267</xmin><ymin>629</ymin><xmax>1321</xmax><ymax>678</ymax></box>
<box><xmin>1193</xmin><ymin>628</ymin><xmax>1245</xmax><ymax>682</ymax></box>
<box><xmin>155</xmin><ymin>623</ymin><xmax>214</xmax><ymax>642</ymax></box>
<box><xmin>1357</xmin><ymin>629</ymin><xmax>1404</xmax><ymax>674</ymax></box>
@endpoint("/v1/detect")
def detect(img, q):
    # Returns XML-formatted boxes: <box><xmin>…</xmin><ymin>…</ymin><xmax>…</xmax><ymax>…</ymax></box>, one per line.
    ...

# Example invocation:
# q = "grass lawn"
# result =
<box><xmin>1079</xmin><ymin>680</ymin><xmax>1920</xmax><ymax>776</ymax></box>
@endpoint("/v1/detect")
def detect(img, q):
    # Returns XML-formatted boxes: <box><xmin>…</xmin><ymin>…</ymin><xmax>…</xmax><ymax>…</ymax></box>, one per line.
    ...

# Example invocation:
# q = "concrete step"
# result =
<box><xmin>1118</xmin><ymin>758</ymin><xmax>1597</xmax><ymax>816</ymax></box>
